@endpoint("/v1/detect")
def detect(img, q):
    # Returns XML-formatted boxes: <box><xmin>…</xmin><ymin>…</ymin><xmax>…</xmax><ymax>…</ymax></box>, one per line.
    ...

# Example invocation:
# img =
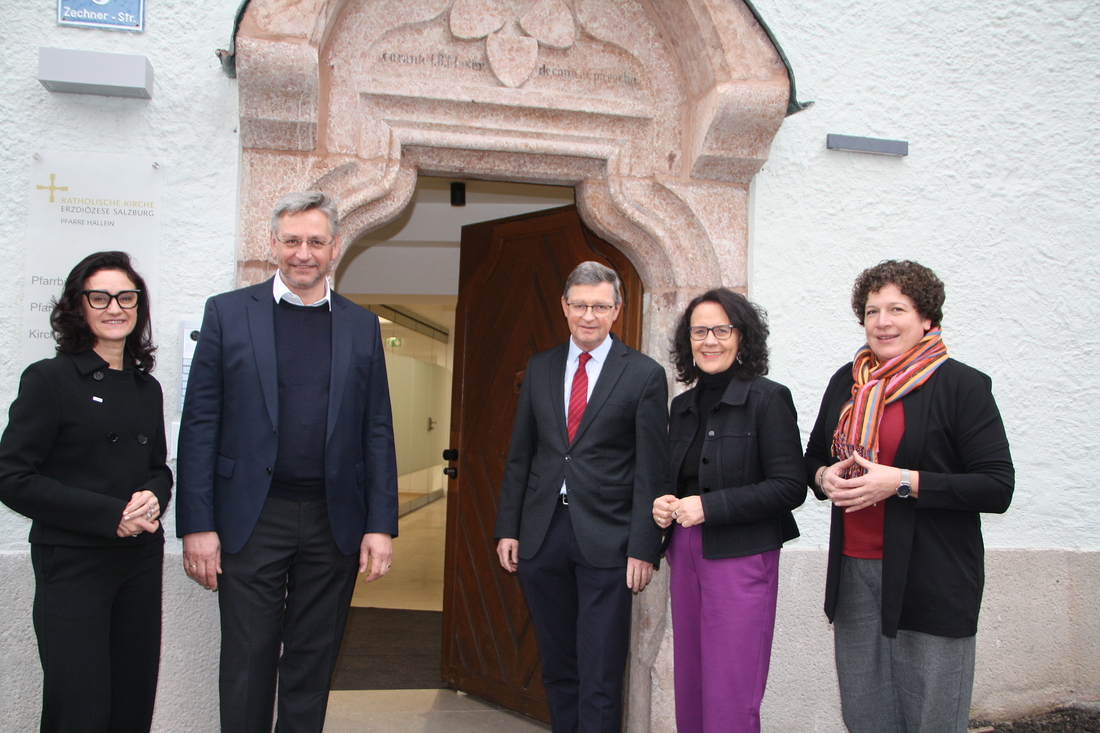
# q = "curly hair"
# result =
<box><xmin>851</xmin><ymin>260</ymin><xmax>944</xmax><ymax>327</ymax></box>
<box><xmin>670</xmin><ymin>288</ymin><xmax>769</xmax><ymax>384</ymax></box>
<box><xmin>50</xmin><ymin>251</ymin><xmax>157</xmax><ymax>372</ymax></box>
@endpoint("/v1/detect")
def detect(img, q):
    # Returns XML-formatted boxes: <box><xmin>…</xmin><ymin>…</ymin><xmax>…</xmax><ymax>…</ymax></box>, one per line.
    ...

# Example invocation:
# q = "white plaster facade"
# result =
<box><xmin>0</xmin><ymin>1</ymin><xmax>1096</xmax><ymax>731</ymax></box>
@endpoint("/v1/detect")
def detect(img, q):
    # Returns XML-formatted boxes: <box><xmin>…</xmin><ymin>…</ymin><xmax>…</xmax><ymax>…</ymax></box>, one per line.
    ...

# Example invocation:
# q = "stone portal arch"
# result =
<box><xmin>234</xmin><ymin>0</ymin><xmax>791</xmax><ymax>727</ymax></box>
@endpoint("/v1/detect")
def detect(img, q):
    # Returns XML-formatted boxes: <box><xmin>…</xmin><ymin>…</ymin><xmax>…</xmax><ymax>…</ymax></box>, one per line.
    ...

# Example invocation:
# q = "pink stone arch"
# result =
<box><xmin>234</xmin><ymin>4</ymin><xmax>791</xmax><ymax>724</ymax></box>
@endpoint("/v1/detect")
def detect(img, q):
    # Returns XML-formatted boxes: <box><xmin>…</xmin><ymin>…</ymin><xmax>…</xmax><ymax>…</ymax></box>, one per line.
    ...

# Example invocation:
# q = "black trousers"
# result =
<box><xmin>518</xmin><ymin>501</ymin><xmax>633</xmax><ymax>733</ymax></box>
<box><xmin>31</xmin><ymin>540</ymin><xmax>163</xmax><ymax>733</ymax></box>
<box><xmin>218</xmin><ymin>497</ymin><xmax>358</xmax><ymax>733</ymax></box>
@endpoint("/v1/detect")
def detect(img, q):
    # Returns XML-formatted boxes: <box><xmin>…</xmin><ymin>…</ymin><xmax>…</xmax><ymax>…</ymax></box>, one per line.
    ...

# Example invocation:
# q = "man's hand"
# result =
<box><xmin>359</xmin><ymin>533</ymin><xmax>393</xmax><ymax>583</ymax></box>
<box><xmin>652</xmin><ymin>494</ymin><xmax>677</xmax><ymax>529</ymax></box>
<box><xmin>626</xmin><ymin>557</ymin><xmax>654</xmax><ymax>594</ymax></box>
<box><xmin>183</xmin><ymin>531</ymin><xmax>221</xmax><ymax>591</ymax></box>
<box><xmin>497</xmin><ymin>538</ymin><xmax>519</xmax><ymax>573</ymax></box>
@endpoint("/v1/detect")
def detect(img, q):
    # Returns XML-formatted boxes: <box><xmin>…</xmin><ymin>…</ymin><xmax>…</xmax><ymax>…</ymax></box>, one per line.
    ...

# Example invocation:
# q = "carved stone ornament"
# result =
<box><xmin>449</xmin><ymin>0</ymin><xmax>506</xmax><ymax>40</ymax></box>
<box><xmin>485</xmin><ymin>27</ymin><xmax>540</xmax><ymax>87</ymax></box>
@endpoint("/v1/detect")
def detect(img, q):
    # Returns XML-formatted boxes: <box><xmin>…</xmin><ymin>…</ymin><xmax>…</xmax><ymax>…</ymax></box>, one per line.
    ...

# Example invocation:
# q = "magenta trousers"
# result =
<box><xmin>666</xmin><ymin>524</ymin><xmax>780</xmax><ymax>733</ymax></box>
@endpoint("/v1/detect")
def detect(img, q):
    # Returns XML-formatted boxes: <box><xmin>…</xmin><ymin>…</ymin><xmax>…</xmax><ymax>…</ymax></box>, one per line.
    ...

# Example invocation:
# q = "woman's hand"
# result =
<box><xmin>670</xmin><ymin>495</ymin><xmax>706</xmax><ymax>527</ymax></box>
<box><xmin>825</xmin><ymin>453</ymin><xmax>916</xmax><ymax>513</ymax></box>
<box><xmin>116</xmin><ymin>490</ymin><xmax>160</xmax><ymax>537</ymax></box>
<box><xmin>652</xmin><ymin>494</ymin><xmax>678</xmax><ymax>529</ymax></box>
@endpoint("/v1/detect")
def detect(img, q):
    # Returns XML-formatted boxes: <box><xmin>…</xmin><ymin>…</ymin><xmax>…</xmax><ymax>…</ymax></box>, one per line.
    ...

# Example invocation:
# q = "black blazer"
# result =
<box><xmin>667</xmin><ymin>375</ymin><xmax>804</xmax><ymax>559</ymax></box>
<box><xmin>0</xmin><ymin>351</ymin><xmax>172</xmax><ymax>547</ymax></box>
<box><xmin>494</xmin><ymin>337</ymin><xmax>669</xmax><ymax>568</ymax></box>
<box><xmin>805</xmin><ymin>358</ymin><xmax>1014</xmax><ymax>638</ymax></box>
<box><xmin>176</xmin><ymin>279</ymin><xmax>399</xmax><ymax>555</ymax></box>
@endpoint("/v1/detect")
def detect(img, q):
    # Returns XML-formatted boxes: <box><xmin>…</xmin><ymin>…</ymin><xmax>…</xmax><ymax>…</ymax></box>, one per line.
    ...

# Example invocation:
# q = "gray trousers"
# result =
<box><xmin>834</xmin><ymin>557</ymin><xmax>976</xmax><ymax>733</ymax></box>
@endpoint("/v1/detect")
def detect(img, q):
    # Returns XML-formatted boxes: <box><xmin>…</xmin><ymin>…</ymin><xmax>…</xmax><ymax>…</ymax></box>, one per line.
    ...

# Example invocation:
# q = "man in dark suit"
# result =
<box><xmin>495</xmin><ymin>261</ymin><xmax>669</xmax><ymax>733</ymax></box>
<box><xmin>176</xmin><ymin>190</ymin><xmax>399</xmax><ymax>733</ymax></box>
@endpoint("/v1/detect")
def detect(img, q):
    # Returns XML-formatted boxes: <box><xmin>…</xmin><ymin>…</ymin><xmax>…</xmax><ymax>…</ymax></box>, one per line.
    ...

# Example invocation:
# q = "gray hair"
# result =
<box><xmin>564</xmin><ymin>261</ymin><xmax>622</xmax><ymax>306</ymax></box>
<box><xmin>270</xmin><ymin>191</ymin><xmax>340</xmax><ymax>237</ymax></box>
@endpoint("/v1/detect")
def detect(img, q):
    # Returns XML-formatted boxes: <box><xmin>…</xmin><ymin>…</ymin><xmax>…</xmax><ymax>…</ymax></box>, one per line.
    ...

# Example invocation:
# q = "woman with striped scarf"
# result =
<box><xmin>805</xmin><ymin>260</ymin><xmax>1014</xmax><ymax>733</ymax></box>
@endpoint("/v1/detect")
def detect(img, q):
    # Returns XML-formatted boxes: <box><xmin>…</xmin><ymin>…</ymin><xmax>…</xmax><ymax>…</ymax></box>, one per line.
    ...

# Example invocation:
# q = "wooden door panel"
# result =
<box><xmin>441</xmin><ymin>205</ymin><xmax>643</xmax><ymax>722</ymax></box>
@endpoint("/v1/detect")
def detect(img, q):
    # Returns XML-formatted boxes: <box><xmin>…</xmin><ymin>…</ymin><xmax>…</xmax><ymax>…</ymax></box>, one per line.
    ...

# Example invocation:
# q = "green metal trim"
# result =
<box><xmin>217</xmin><ymin>0</ymin><xmax>252</xmax><ymax>78</ymax></box>
<box><xmin>742</xmin><ymin>0</ymin><xmax>814</xmax><ymax>116</ymax></box>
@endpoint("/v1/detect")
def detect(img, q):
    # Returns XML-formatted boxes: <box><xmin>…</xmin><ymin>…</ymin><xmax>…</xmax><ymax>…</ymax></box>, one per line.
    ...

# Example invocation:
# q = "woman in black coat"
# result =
<box><xmin>0</xmin><ymin>251</ymin><xmax>171</xmax><ymax>733</ymax></box>
<box><xmin>652</xmin><ymin>288</ymin><xmax>805</xmax><ymax>733</ymax></box>
<box><xmin>805</xmin><ymin>260</ymin><xmax>1013</xmax><ymax>733</ymax></box>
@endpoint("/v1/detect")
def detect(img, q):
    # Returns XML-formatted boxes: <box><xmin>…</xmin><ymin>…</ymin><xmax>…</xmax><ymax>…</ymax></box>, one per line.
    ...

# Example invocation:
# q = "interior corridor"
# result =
<box><xmin>325</xmin><ymin>496</ymin><xmax>549</xmax><ymax>732</ymax></box>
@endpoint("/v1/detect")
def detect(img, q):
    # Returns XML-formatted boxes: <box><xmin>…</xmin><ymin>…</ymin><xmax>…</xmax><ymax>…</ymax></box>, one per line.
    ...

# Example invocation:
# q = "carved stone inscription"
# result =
<box><xmin>367</xmin><ymin>3</ymin><xmax>648</xmax><ymax>100</ymax></box>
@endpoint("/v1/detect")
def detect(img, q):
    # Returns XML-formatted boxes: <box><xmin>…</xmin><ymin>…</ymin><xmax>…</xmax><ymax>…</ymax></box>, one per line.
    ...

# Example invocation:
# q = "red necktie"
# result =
<box><xmin>567</xmin><ymin>352</ymin><xmax>592</xmax><ymax>443</ymax></box>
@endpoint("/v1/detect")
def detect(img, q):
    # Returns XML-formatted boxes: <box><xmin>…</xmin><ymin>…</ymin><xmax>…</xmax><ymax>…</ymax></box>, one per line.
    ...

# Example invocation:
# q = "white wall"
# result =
<box><xmin>749</xmin><ymin>0</ymin><xmax>1100</xmax><ymax>552</ymax></box>
<box><xmin>0</xmin><ymin>1</ymin><xmax>240</xmax><ymax>729</ymax></box>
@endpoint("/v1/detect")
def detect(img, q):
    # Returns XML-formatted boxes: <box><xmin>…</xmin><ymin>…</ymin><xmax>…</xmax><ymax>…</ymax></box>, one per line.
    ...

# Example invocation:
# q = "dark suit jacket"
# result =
<box><xmin>667</xmin><ymin>375</ymin><xmax>804</xmax><ymax>559</ymax></box>
<box><xmin>494</xmin><ymin>336</ymin><xmax>669</xmax><ymax>568</ymax></box>
<box><xmin>805</xmin><ymin>358</ymin><xmax>1014</xmax><ymax>638</ymax></box>
<box><xmin>0</xmin><ymin>351</ymin><xmax>172</xmax><ymax>547</ymax></box>
<box><xmin>176</xmin><ymin>279</ymin><xmax>399</xmax><ymax>556</ymax></box>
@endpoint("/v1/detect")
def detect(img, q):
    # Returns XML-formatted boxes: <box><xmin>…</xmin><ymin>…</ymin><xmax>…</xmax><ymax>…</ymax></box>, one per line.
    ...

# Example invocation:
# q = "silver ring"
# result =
<box><xmin>673</xmin><ymin>510</ymin><xmax>679</xmax><ymax>518</ymax></box>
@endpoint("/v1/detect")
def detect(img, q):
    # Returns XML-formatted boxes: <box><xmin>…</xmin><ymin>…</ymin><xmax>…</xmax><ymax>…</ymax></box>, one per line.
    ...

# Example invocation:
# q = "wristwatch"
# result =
<box><xmin>896</xmin><ymin>468</ymin><xmax>912</xmax><ymax>498</ymax></box>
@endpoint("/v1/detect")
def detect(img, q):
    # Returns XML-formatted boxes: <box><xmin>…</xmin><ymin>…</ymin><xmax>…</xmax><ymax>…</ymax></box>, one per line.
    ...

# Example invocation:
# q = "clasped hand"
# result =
<box><xmin>116</xmin><ymin>490</ymin><xmax>160</xmax><ymax>537</ymax></box>
<box><xmin>652</xmin><ymin>494</ymin><xmax>705</xmax><ymax>528</ymax></box>
<box><xmin>818</xmin><ymin>453</ymin><xmax>903</xmax><ymax>513</ymax></box>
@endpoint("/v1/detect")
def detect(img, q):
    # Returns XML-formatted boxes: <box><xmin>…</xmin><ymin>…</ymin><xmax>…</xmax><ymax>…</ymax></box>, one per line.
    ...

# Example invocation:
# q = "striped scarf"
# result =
<box><xmin>831</xmin><ymin>329</ymin><xmax>948</xmax><ymax>478</ymax></box>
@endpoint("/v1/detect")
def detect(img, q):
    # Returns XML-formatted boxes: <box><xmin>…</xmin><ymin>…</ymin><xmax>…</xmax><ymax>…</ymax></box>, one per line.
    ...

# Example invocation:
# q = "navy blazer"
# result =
<box><xmin>805</xmin><ymin>358</ymin><xmax>1014</xmax><ymax>638</ymax></box>
<box><xmin>176</xmin><ymin>279</ymin><xmax>399</xmax><ymax>555</ymax></box>
<box><xmin>494</xmin><ymin>336</ymin><xmax>669</xmax><ymax>568</ymax></box>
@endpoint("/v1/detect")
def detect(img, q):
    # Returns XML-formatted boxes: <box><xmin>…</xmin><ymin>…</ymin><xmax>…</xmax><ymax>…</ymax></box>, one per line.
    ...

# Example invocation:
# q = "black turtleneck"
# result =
<box><xmin>678</xmin><ymin>367</ymin><xmax>737</xmax><ymax>497</ymax></box>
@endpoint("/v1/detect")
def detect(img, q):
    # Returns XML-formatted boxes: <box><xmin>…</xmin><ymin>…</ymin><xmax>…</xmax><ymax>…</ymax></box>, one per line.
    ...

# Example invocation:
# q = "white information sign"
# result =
<box><xmin>25</xmin><ymin>151</ymin><xmax>161</xmax><ymax>365</ymax></box>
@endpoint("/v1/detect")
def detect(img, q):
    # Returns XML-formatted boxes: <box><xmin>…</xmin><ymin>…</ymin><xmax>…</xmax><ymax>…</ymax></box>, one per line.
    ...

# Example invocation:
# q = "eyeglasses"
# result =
<box><xmin>275</xmin><ymin>237</ymin><xmax>333</xmax><ymax>249</ymax></box>
<box><xmin>566</xmin><ymin>303</ymin><xmax>616</xmax><ymax>316</ymax></box>
<box><xmin>83</xmin><ymin>290</ymin><xmax>141</xmax><ymax>309</ymax></box>
<box><xmin>689</xmin><ymin>325</ymin><xmax>736</xmax><ymax>341</ymax></box>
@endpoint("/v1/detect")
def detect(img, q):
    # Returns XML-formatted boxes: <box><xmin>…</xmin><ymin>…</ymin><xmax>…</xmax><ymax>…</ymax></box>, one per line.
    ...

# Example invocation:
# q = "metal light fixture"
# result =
<box><xmin>826</xmin><ymin>134</ymin><xmax>908</xmax><ymax>157</ymax></box>
<box><xmin>450</xmin><ymin>181</ymin><xmax>466</xmax><ymax>207</ymax></box>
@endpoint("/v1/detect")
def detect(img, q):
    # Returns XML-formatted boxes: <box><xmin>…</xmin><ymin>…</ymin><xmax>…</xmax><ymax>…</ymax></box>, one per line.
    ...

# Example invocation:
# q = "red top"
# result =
<box><xmin>842</xmin><ymin>400</ymin><xmax>905</xmax><ymax>558</ymax></box>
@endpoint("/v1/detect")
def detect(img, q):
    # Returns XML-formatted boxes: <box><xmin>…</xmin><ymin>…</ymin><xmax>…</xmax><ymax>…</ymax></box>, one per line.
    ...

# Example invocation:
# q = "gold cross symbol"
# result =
<box><xmin>36</xmin><ymin>173</ymin><xmax>68</xmax><ymax>203</ymax></box>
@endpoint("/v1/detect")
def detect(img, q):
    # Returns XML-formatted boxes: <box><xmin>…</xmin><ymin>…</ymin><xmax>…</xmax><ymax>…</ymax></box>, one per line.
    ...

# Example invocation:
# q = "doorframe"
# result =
<box><xmin>231</xmin><ymin>2</ymin><xmax>791</xmax><ymax>727</ymax></box>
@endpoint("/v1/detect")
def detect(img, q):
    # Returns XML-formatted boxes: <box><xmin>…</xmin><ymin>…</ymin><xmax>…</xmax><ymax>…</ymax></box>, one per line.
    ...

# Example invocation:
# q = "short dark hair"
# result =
<box><xmin>851</xmin><ymin>260</ymin><xmax>944</xmax><ymax>327</ymax></box>
<box><xmin>670</xmin><ymin>288</ymin><xmax>769</xmax><ymax>384</ymax></box>
<box><xmin>50</xmin><ymin>251</ymin><xmax>157</xmax><ymax>372</ymax></box>
<box><xmin>270</xmin><ymin>190</ymin><xmax>340</xmax><ymax>237</ymax></box>
<box><xmin>563</xmin><ymin>261</ymin><xmax>623</xmax><ymax>306</ymax></box>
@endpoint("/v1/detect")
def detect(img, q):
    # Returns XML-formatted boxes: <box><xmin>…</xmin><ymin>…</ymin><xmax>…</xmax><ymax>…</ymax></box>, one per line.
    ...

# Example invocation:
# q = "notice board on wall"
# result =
<box><xmin>24</xmin><ymin>151</ymin><xmax>161</xmax><ymax>365</ymax></box>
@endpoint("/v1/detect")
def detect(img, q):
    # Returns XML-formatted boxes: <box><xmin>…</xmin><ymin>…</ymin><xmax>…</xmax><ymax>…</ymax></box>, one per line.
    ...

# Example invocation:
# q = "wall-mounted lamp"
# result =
<box><xmin>38</xmin><ymin>47</ymin><xmax>154</xmax><ymax>99</ymax></box>
<box><xmin>826</xmin><ymin>134</ymin><xmax>908</xmax><ymax>157</ymax></box>
<box><xmin>450</xmin><ymin>181</ymin><xmax>466</xmax><ymax>207</ymax></box>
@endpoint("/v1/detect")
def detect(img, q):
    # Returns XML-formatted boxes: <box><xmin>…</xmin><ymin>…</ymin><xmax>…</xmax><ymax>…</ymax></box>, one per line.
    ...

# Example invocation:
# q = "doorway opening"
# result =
<box><xmin>330</xmin><ymin>177</ymin><xmax>574</xmax><ymax>692</ymax></box>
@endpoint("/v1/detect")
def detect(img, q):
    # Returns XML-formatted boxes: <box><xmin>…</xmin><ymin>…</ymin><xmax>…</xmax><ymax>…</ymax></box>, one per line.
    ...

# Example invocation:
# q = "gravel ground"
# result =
<box><xmin>971</xmin><ymin>707</ymin><xmax>1100</xmax><ymax>732</ymax></box>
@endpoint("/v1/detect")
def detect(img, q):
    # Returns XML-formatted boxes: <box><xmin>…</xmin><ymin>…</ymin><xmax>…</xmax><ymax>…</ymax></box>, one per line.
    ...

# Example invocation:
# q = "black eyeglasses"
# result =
<box><xmin>82</xmin><ymin>290</ymin><xmax>141</xmax><ymax>309</ymax></box>
<box><xmin>566</xmin><ymin>303</ymin><xmax>615</xmax><ymax>316</ymax></box>
<box><xmin>689</xmin><ymin>325</ymin><xmax>736</xmax><ymax>341</ymax></box>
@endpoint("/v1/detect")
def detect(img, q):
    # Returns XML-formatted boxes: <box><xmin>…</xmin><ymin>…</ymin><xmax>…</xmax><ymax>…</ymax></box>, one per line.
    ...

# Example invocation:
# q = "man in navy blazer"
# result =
<box><xmin>176</xmin><ymin>191</ymin><xmax>398</xmax><ymax>733</ymax></box>
<box><xmin>495</xmin><ymin>262</ymin><xmax>669</xmax><ymax>733</ymax></box>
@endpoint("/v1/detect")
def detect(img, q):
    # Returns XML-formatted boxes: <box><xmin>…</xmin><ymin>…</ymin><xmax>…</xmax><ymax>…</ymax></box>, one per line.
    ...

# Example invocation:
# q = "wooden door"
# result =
<box><xmin>440</xmin><ymin>205</ymin><xmax>643</xmax><ymax>721</ymax></box>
